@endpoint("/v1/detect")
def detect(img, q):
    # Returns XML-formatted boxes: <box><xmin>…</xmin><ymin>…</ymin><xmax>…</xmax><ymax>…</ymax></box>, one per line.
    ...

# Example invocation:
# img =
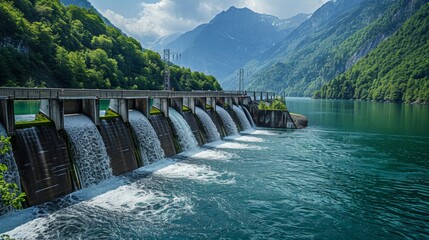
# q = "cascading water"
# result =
<box><xmin>241</xmin><ymin>106</ymin><xmax>256</xmax><ymax>127</ymax></box>
<box><xmin>128</xmin><ymin>111</ymin><xmax>165</xmax><ymax>165</ymax></box>
<box><xmin>216</xmin><ymin>105</ymin><xmax>239</xmax><ymax>136</ymax></box>
<box><xmin>233</xmin><ymin>105</ymin><xmax>252</xmax><ymax>130</ymax></box>
<box><xmin>64</xmin><ymin>115</ymin><xmax>113</xmax><ymax>188</ymax></box>
<box><xmin>0</xmin><ymin>124</ymin><xmax>20</xmax><ymax>216</ymax></box>
<box><xmin>168</xmin><ymin>108</ymin><xmax>198</xmax><ymax>151</ymax></box>
<box><xmin>195</xmin><ymin>107</ymin><xmax>220</xmax><ymax>143</ymax></box>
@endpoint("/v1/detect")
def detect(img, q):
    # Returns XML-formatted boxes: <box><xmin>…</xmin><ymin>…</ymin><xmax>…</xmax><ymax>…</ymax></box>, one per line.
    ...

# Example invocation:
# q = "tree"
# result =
<box><xmin>258</xmin><ymin>98</ymin><xmax>287</xmax><ymax>110</ymax></box>
<box><xmin>316</xmin><ymin>3</ymin><xmax>429</xmax><ymax>103</ymax></box>
<box><xmin>0</xmin><ymin>0</ymin><xmax>222</xmax><ymax>91</ymax></box>
<box><xmin>0</xmin><ymin>136</ymin><xmax>25</xmax><ymax>211</ymax></box>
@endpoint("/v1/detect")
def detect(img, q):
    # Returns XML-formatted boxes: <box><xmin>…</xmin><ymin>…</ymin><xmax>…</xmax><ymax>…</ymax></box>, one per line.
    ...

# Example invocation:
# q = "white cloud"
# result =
<box><xmin>98</xmin><ymin>0</ymin><xmax>330</xmax><ymax>45</ymax></box>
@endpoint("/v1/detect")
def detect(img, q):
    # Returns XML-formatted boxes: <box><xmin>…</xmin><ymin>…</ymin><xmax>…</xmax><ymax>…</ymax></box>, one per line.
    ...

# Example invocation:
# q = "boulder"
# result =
<box><xmin>290</xmin><ymin>113</ymin><xmax>308</xmax><ymax>129</ymax></box>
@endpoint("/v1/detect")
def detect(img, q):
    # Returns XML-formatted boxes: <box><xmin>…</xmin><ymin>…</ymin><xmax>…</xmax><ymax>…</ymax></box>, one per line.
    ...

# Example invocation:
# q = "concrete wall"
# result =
<box><xmin>99</xmin><ymin>118</ymin><xmax>139</xmax><ymax>175</ymax></box>
<box><xmin>0</xmin><ymin>99</ymin><xmax>15</xmax><ymax>134</ymax></box>
<box><xmin>149</xmin><ymin>114</ymin><xmax>177</xmax><ymax>157</ymax></box>
<box><xmin>183</xmin><ymin>111</ymin><xmax>204</xmax><ymax>145</ymax></box>
<box><xmin>256</xmin><ymin>110</ymin><xmax>297</xmax><ymax>129</ymax></box>
<box><xmin>13</xmin><ymin>125</ymin><xmax>73</xmax><ymax>206</ymax></box>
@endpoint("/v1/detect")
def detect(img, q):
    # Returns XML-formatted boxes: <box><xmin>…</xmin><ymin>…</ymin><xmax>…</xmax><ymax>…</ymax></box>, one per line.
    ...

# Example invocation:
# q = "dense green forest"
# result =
<box><xmin>315</xmin><ymin>3</ymin><xmax>429</xmax><ymax>103</ymax></box>
<box><xmin>0</xmin><ymin>0</ymin><xmax>221</xmax><ymax>91</ymax></box>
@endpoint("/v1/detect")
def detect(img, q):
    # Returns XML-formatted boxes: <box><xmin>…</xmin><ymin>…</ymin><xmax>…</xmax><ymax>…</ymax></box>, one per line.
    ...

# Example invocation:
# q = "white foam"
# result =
<box><xmin>245</xmin><ymin>129</ymin><xmax>278</xmax><ymax>135</ymax></box>
<box><xmin>178</xmin><ymin>148</ymin><xmax>235</xmax><ymax>161</ymax></box>
<box><xmin>71</xmin><ymin>177</ymin><xmax>127</xmax><ymax>200</ymax></box>
<box><xmin>206</xmin><ymin>141</ymin><xmax>252</xmax><ymax>150</ymax></box>
<box><xmin>136</xmin><ymin>159</ymin><xmax>177</xmax><ymax>173</ymax></box>
<box><xmin>233</xmin><ymin>136</ymin><xmax>264</xmax><ymax>143</ymax></box>
<box><xmin>153</xmin><ymin>162</ymin><xmax>236</xmax><ymax>184</ymax></box>
<box><xmin>4</xmin><ymin>214</ymin><xmax>50</xmax><ymax>239</ymax></box>
<box><xmin>3</xmin><ymin>181</ymin><xmax>193</xmax><ymax>238</ymax></box>
<box><xmin>84</xmin><ymin>183</ymin><xmax>191</xmax><ymax>217</ymax></box>
<box><xmin>207</xmin><ymin>140</ymin><xmax>267</xmax><ymax>150</ymax></box>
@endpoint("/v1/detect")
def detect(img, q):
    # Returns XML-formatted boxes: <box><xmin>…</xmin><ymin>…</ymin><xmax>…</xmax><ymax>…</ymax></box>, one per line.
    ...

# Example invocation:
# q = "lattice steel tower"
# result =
<box><xmin>238</xmin><ymin>68</ymin><xmax>245</xmax><ymax>92</ymax></box>
<box><xmin>163</xmin><ymin>49</ymin><xmax>171</xmax><ymax>90</ymax></box>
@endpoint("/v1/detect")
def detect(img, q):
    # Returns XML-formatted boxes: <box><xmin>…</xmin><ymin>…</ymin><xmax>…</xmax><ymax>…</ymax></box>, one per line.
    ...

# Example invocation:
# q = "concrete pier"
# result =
<box><xmin>0</xmin><ymin>98</ymin><xmax>15</xmax><ymax>134</ymax></box>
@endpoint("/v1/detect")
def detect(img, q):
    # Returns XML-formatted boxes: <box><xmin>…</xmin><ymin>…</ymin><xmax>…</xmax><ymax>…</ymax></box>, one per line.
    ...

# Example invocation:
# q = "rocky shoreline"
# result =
<box><xmin>290</xmin><ymin>113</ymin><xmax>308</xmax><ymax>129</ymax></box>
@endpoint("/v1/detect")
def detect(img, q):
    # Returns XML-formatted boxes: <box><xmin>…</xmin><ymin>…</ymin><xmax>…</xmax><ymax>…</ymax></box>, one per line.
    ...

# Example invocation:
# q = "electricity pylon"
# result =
<box><xmin>163</xmin><ymin>49</ymin><xmax>181</xmax><ymax>91</ymax></box>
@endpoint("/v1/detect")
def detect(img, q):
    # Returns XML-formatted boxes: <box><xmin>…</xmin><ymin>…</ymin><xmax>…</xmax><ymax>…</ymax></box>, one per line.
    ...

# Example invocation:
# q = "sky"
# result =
<box><xmin>89</xmin><ymin>0</ymin><xmax>330</xmax><ymax>45</ymax></box>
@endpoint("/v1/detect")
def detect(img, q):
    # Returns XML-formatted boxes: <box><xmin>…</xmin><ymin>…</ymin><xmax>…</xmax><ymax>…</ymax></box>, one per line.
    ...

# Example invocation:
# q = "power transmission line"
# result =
<box><xmin>163</xmin><ymin>49</ymin><xmax>181</xmax><ymax>91</ymax></box>
<box><xmin>238</xmin><ymin>68</ymin><xmax>244</xmax><ymax>92</ymax></box>
<box><xmin>163</xmin><ymin>49</ymin><xmax>171</xmax><ymax>91</ymax></box>
<box><xmin>238</xmin><ymin>68</ymin><xmax>250</xmax><ymax>92</ymax></box>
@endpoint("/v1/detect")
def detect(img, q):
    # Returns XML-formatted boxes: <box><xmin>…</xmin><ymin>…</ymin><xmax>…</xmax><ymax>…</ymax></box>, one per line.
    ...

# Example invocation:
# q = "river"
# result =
<box><xmin>1</xmin><ymin>98</ymin><xmax>428</xmax><ymax>239</ymax></box>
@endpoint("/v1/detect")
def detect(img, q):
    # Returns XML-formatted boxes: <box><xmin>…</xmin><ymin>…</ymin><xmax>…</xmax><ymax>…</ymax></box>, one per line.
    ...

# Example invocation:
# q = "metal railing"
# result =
<box><xmin>0</xmin><ymin>88</ymin><xmax>249</xmax><ymax>100</ymax></box>
<box><xmin>0</xmin><ymin>87</ymin><xmax>277</xmax><ymax>101</ymax></box>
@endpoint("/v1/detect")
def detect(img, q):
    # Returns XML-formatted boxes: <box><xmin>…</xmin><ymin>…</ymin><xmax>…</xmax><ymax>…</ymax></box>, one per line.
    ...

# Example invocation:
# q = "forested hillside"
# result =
<box><xmin>60</xmin><ymin>0</ymin><xmax>115</xmax><ymax>28</ymax></box>
<box><xmin>315</xmin><ymin>3</ymin><xmax>429</xmax><ymax>103</ymax></box>
<box><xmin>0</xmin><ymin>0</ymin><xmax>221</xmax><ymax>91</ymax></box>
<box><xmin>225</xmin><ymin>0</ymin><xmax>428</xmax><ymax>97</ymax></box>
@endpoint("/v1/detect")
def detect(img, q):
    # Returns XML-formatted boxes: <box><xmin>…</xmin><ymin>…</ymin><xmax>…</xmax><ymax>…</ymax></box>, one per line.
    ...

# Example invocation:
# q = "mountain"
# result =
<box><xmin>315</xmin><ymin>3</ymin><xmax>429</xmax><ymax>103</ymax></box>
<box><xmin>166</xmin><ymin>7</ymin><xmax>309</xmax><ymax>80</ymax></box>
<box><xmin>223</xmin><ymin>0</ymin><xmax>428</xmax><ymax>96</ymax></box>
<box><xmin>146</xmin><ymin>32</ymin><xmax>181</xmax><ymax>53</ymax></box>
<box><xmin>0</xmin><ymin>0</ymin><xmax>221</xmax><ymax>91</ymax></box>
<box><xmin>167</xmin><ymin>24</ymin><xmax>208</xmax><ymax>53</ymax></box>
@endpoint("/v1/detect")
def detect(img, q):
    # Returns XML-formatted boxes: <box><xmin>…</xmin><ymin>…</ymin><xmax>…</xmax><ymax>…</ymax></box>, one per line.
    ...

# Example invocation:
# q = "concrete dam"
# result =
<box><xmin>0</xmin><ymin>88</ymin><xmax>297</xmax><ymax>212</ymax></box>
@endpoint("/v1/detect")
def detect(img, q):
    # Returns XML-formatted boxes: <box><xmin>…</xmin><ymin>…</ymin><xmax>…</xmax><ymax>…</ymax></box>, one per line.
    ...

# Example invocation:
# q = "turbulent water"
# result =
<box><xmin>64</xmin><ymin>115</ymin><xmax>113</xmax><ymax>188</ymax></box>
<box><xmin>129</xmin><ymin>111</ymin><xmax>165</xmax><ymax>165</ymax></box>
<box><xmin>195</xmin><ymin>107</ymin><xmax>220</xmax><ymax>142</ymax></box>
<box><xmin>168</xmin><ymin>108</ymin><xmax>198</xmax><ymax>151</ymax></box>
<box><xmin>232</xmin><ymin>105</ymin><xmax>252</xmax><ymax>130</ymax></box>
<box><xmin>216</xmin><ymin>105</ymin><xmax>239</xmax><ymax>136</ymax></box>
<box><xmin>1</xmin><ymin>98</ymin><xmax>429</xmax><ymax>239</ymax></box>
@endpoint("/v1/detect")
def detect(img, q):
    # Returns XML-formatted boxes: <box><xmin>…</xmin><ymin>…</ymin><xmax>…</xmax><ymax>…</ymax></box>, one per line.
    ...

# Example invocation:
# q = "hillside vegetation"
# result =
<box><xmin>226</xmin><ymin>0</ymin><xmax>428</xmax><ymax>99</ymax></box>
<box><xmin>0</xmin><ymin>0</ymin><xmax>221</xmax><ymax>91</ymax></box>
<box><xmin>315</xmin><ymin>3</ymin><xmax>429</xmax><ymax>103</ymax></box>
